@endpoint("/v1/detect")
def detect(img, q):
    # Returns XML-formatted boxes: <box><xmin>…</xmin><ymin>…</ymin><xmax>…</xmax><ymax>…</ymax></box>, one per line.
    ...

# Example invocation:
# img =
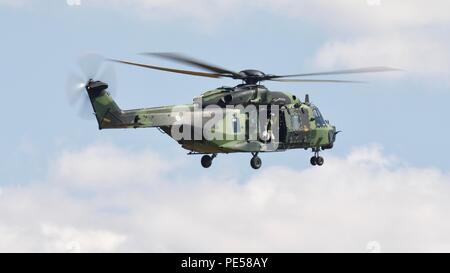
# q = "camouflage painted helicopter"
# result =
<box><xmin>67</xmin><ymin>53</ymin><xmax>397</xmax><ymax>169</ymax></box>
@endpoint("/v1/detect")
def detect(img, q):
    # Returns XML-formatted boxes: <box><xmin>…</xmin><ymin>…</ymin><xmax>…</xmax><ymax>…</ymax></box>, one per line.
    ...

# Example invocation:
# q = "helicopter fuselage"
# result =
<box><xmin>85</xmin><ymin>82</ymin><xmax>337</xmax><ymax>157</ymax></box>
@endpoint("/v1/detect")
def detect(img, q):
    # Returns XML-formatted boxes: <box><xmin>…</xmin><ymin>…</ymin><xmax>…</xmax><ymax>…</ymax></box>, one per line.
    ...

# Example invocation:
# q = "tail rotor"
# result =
<box><xmin>66</xmin><ymin>53</ymin><xmax>117</xmax><ymax>119</ymax></box>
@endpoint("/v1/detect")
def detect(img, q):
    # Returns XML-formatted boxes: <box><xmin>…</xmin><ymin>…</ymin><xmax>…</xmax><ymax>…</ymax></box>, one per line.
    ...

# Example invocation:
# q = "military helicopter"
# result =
<box><xmin>67</xmin><ymin>53</ymin><xmax>398</xmax><ymax>169</ymax></box>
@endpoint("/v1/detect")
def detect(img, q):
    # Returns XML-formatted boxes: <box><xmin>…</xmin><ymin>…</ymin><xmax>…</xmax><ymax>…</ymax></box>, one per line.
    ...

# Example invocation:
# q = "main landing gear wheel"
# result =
<box><xmin>310</xmin><ymin>149</ymin><xmax>324</xmax><ymax>167</ymax></box>
<box><xmin>201</xmin><ymin>154</ymin><xmax>216</xmax><ymax>168</ymax></box>
<box><xmin>316</xmin><ymin>156</ymin><xmax>324</xmax><ymax>166</ymax></box>
<box><xmin>250</xmin><ymin>153</ymin><xmax>262</xmax><ymax>170</ymax></box>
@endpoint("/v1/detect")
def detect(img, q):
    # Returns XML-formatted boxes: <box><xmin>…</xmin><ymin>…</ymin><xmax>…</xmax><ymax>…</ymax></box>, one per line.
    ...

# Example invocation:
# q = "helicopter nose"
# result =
<box><xmin>331</xmin><ymin>128</ymin><xmax>341</xmax><ymax>143</ymax></box>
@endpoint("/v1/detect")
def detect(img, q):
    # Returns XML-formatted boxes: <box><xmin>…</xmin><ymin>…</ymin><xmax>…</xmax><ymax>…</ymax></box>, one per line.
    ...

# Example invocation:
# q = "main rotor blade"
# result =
<box><xmin>109</xmin><ymin>59</ymin><xmax>224</xmax><ymax>78</ymax></box>
<box><xmin>269</xmin><ymin>67</ymin><xmax>401</xmax><ymax>79</ymax></box>
<box><xmin>141</xmin><ymin>52</ymin><xmax>240</xmax><ymax>77</ymax></box>
<box><xmin>269</xmin><ymin>79</ymin><xmax>366</xmax><ymax>83</ymax></box>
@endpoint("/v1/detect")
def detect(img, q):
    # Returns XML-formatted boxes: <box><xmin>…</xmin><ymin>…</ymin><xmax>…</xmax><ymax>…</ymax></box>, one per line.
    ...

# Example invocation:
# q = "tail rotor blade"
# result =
<box><xmin>66</xmin><ymin>72</ymin><xmax>86</xmax><ymax>106</ymax></box>
<box><xmin>97</xmin><ymin>62</ymin><xmax>117</xmax><ymax>97</ymax></box>
<box><xmin>77</xmin><ymin>53</ymin><xmax>104</xmax><ymax>80</ymax></box>
<box><xmin>66</xmin><ymin>53</ymin><xmax>117</xmax><ymax>120</ymax></box>
<box><xmin>77</xmin><ymin>96</ymin><xmax>94</xmax><ymax>120</ymax></box>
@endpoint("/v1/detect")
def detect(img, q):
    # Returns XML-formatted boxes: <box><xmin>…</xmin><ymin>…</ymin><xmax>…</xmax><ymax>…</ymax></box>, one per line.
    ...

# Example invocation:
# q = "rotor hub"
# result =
<box><xmin>238</xmin><ymin>69</ymin><xmax>267</xmax><ymax>84</ymax></box>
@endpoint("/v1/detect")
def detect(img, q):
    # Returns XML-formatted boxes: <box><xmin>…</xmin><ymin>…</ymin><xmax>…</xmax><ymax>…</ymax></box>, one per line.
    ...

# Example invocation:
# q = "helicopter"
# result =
<box><xmin>67</xmin><ymin>53</ymin><xmax>398</xmax><ymax>169</ymax></box>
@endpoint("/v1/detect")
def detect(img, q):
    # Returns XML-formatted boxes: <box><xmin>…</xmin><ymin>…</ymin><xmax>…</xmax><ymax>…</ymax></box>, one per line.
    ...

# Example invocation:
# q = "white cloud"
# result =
<box><xmin>83</xmin><ymin>0</ymin><xmax>450</xmax><ymax>30</ymax></box>
<box><xmin>286</xmin><ymin>1</ymin><xmax>450</xmax><ymax>81</ymax></box>
<box><xmin>257</xmin><ymin>0</ymin><xmax>450</xmax><ymax>30</ymax></box>
<box><xmin>3</xmin><ymin>0</ymin><xmax>450</xmax><ymax>29</ymax></box>
<box><xmin>40</xmin><ymin>224</ymin><xmax>126</xmax><ymax>252</ymax></box>
<box><xmin>312</xmin><ymin>34</ymin><xmax>450</xmax><ymax>79</ymax></box>
<box><xmin>0</xmin><ymin>223</ymin><xmax>126</xmax><ymax>252</ymax></box>
<box><xmin>49</xmin><ymin>144</ymin><xmax>171</xmax><ymax>190</ymax></box>
<box><xmin>76</xmin><ymin>0</ymin><xmax>449</xmax><ymax>30</ymax></box>
<box><xmin>0</xmin><ymin>0</ymin><xmax>27</xmax><ymax>8</ymax></box>
<box><xmin>1</xmin><ymin>143</ymin><xmax>450</xmax><ymax>252</ymax></box>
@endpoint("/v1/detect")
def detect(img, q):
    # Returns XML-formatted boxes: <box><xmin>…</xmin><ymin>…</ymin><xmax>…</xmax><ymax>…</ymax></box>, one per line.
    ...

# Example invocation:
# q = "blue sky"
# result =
<box><xmin>1</xmin><ymin>0</ymin><xmax>450</xmax><ymax>252</ymax></box>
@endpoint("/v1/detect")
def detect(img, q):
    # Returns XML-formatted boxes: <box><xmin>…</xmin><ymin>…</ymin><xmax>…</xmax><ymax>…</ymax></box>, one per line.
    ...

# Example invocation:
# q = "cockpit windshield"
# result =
<box><xmin>312</xmin><ymin>106</ymin><xmax>326</xmax><ymax>127</ymax></box>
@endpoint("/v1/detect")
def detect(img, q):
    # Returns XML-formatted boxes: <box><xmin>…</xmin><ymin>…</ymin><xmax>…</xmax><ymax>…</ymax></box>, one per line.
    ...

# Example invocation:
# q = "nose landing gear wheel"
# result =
<box><xmin>310</xmin><ymin>148</ymin><xmax>324</xmax><ymax>166</ymax></box>
<box><xmin>250</xmin><ymin>153</ymin><xmax>262</xmax><ymax>169</ymax></box>
<box><xmin>316</xmin><ymin>156</ymin><xmax>324</xmax><ymax>166</ymax></box>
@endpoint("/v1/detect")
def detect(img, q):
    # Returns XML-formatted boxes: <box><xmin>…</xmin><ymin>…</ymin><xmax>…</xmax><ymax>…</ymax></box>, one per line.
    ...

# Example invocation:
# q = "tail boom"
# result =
<box><xmin>86</xmin><ymin>80</ymin><xmax>183</xmax><ymax>129</ymax></box>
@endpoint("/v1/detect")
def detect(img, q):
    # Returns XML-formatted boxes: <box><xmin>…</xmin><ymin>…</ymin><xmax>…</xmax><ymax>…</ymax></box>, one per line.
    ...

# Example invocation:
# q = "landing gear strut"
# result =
<box><xmin>201</xmin><ymin>154</ymin><xmax>217</xmax><ymax>168</ymax></box>
<box><xmin>310</xmin><ymin>148</ymin><xmax>324</xmax><ymax>166</ymax></box>
<box><xmin>250</xmin><ymin>152</ymin><xmax>262</xmax><ymax>170</ymax></box>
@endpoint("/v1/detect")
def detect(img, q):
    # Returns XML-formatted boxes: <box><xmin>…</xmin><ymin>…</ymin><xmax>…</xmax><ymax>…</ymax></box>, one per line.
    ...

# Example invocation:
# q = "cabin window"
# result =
<box><xmin>232</xmin><ymin>116</ymin><xmax>240</xmax><ymax>133</ymax></box>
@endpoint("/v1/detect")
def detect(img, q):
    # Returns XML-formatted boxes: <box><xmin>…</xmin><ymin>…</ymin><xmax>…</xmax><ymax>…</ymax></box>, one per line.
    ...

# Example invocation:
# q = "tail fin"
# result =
<box><xmin>85</xmin><ymin>80</ymin><xmax>125</xmax><ymax>129</ymax></box>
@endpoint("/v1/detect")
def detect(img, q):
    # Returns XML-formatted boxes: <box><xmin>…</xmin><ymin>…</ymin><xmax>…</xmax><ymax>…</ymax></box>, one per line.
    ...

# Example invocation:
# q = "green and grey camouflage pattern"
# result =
<box><xmin>85</xmin><ymin>80</ymin><xmax>337</xmax><ymax>169</ymax></box>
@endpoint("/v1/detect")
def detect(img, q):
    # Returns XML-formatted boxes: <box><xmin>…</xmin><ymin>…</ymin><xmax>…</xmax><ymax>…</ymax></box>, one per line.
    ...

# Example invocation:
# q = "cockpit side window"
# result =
<box><xmin>290</xmin><ymin>108</ymin><xmax>307</xmax><ymax>131</ymax></box>
<box><xmin>290</xmin><ymin>110</ymin><xmax>302</xmax><ymax>130</ymax></box>
<box><xmin>312</xmin><ymin>107</ymin><xmax>326</xmax><ymax>127</ymax></box>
